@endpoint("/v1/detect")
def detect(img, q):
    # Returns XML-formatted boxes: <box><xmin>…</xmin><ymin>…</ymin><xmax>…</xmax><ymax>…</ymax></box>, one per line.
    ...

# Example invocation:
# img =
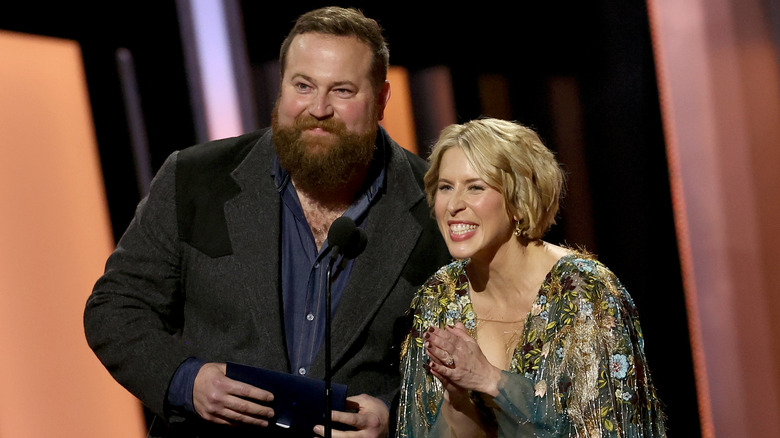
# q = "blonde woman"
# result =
<box><xmin>397</xmin><ymin>118</ymin><xmax>666</xmax><ymax>437</ymax></box>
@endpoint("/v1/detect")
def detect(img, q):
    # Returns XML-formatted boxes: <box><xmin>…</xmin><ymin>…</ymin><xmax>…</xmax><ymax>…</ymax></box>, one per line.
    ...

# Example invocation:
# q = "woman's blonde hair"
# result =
<box><xmin>424</xmin><ymin>118</ymin><xmax>565</xmax><ymax>240</ymax></box>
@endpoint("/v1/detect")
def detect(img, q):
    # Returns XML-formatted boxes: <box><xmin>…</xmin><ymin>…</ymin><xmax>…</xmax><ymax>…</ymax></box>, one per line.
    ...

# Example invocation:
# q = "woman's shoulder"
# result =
<box><xmin>554</xmin><ymin>250</ymin><xmax>617</xmax><ymax>282</ymax></box>
<box><xmin>546</xmin><ymin>250</ymin><xmax>632</xmax><ymax>304</ymax></box>
<box><xmin>420</xmin><ymin>258</ymin><xmax>469</xmax><ymax>288</ymax></box>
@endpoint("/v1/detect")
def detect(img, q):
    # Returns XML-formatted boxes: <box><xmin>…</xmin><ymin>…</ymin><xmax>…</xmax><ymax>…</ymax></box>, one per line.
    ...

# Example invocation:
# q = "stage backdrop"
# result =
<box><xmin>0</xmin><ymin>30</ymin><xmax>145</xmax><ymax>437</ymax></box>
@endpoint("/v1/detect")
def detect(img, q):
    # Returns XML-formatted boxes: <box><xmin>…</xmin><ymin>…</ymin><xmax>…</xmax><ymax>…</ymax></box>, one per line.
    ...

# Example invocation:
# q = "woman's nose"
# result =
<box><xmin>447</xmin><ymin>191</ymin><xmax>466</xmax><ymax>215</ymax></box>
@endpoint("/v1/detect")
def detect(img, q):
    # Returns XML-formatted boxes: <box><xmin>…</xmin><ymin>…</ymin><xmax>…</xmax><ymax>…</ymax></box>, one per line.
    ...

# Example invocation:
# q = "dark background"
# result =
<box><xmin>1</xmin><ymin>1</ymin><xmax>699</xmax><ymax>435</ymax></box>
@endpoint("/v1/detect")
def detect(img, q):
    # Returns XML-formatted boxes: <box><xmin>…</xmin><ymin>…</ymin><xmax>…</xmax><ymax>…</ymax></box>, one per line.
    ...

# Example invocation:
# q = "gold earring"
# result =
<box><xmin>513</xmin><ymin>220</ymin><xmax>523</xmax><ymax>237</ymax></box>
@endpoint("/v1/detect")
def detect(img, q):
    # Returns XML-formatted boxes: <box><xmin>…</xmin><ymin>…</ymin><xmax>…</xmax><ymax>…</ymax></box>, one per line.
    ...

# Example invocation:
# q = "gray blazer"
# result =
<box><xmin>84</xmin><ymin>127</ymin><xmax>450</xmax><ymax>436</ymax></box>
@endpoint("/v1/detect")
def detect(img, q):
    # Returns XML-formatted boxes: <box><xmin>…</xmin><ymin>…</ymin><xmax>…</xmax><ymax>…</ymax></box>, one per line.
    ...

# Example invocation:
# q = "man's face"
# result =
<box><xmin>276</xmin><ymin>33</ymin><xmax>389</xmax><ymax>149</ymax></box>
<box><xmin>272</xmin><ymin>32</ymin><xmax>390</xmax><ymax>193</ymax></box>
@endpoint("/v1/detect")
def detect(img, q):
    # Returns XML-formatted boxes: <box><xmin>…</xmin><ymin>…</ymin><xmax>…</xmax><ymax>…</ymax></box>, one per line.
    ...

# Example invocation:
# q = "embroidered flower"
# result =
<box><xmin>535</xmin><ymin>380</ymin><xmax>548</xmax><ymax>397</ymax></box>
<box><xmin>443</xmin><ymin>303</ymin><xmax>458</xmax><ymax>322</ymax></box>
<box><xmin>532</xmin><ymin>303</ymin><xmax>542</xmax><ymax>316</ymax></box>
<box><xmin>610</xmin><ymin>354</ymin><xmax>629</xmax><ymax>379</ymax></box>
<box><xmin>575</xmin><ymin>259</ymin><xmax>596</xmax><ymax>274</ymax></box>
<box><xmin>582</xmin><ymin>302</ymin><xmax>594</xmax><ymax>317</ymax></box>
<box><xmin>539</xmin><ymin>295</ymin><xmax>547</xmax><ymax>305</ymax></box>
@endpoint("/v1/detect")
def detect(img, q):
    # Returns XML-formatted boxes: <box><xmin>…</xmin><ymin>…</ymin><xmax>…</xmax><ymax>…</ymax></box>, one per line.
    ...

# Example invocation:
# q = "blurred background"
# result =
<box><xmin>1</xmin><ymin>0</ymin><xmax>779</xmax><ymax>436</ymax></box>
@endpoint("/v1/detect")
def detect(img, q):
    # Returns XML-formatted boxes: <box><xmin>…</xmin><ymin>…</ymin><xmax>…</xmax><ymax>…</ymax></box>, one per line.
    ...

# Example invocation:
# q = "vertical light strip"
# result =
<box><xmin>381</xmin><ymin>66</ymin><xmax>417</xmax><ymax>154</ymax></box>
<box><xmin>644</xmin><ymin>1</ymin><xmax>715</xmax><ymax>436</ymax></box>
<box><xmin>408</xmin><ymin>66</ymin><xmax>457</xmax><ymax>157</ymax></box>
<box><xmin>116</xmin><ymin>47</ymin><xmax>153</xmax><ymax>195</ymax></box>
<box><xmin>181</xmin><ymin>0</ymin><xmax>245</xmax><ymax>141</ymax></box>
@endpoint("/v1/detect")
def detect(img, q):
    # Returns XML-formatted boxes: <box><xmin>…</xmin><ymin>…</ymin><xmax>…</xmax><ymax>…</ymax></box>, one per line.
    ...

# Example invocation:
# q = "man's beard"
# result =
<box><xmin>272</xmin><ymin>105</ymin><xmax>378</xmax><ymax>195</ymax></box>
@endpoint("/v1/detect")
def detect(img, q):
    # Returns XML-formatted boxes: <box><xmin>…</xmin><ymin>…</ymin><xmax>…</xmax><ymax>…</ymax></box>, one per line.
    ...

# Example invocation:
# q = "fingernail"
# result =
<box><xmin>424</xmin><ymin>332</ymin><xmax>430</xmax><ymax>339</ymax></box>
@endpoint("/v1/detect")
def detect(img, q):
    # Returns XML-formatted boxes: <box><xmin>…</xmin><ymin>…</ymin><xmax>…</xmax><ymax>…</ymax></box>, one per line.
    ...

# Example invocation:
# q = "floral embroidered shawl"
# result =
<box><xmin>396</xmin><ymin>254</ymin><xmax>666</xmax><ymax>437</ymax></box>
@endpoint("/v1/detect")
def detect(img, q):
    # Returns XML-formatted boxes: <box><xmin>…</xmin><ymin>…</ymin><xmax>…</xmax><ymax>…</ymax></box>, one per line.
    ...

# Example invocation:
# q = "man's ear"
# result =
<box><xmin>377</xmin><ymin>80</ymin><xmax>391</xmax><ymax>121</ymax></box>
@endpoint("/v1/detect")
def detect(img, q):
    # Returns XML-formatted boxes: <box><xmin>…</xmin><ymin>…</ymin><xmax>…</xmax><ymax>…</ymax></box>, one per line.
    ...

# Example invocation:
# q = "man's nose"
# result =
<box><xmin>308</xmin><ymin>92</ymin><xmax>333</xmax><ymax>119</ymax></box>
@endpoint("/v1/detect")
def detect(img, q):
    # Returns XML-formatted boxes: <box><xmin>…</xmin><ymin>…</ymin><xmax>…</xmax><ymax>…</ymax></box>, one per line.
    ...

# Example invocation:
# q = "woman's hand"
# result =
<box><xmin>424</xmin><ymin>322</ymin><xmax>503</xmax><ymax>398</ymax></box>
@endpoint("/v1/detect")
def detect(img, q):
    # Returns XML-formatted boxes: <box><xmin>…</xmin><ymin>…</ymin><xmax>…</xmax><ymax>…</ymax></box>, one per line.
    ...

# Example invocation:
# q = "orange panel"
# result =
<box><xmin>646</xmin><ymin>0</ymin><xmax>780</xmax><ymax>436</ymax></box>
<box><xmin>0</xmin><ymin>30</ymin><xmax>145</xmax><ymax>437</ymax></box>
<box><xmin>380</xmin><ymin>66</ymin><xmax>417</xmax><ymax>154</ymax></box>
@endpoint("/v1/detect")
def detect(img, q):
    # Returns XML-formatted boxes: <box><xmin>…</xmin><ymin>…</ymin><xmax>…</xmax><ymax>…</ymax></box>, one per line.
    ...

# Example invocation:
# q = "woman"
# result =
<box><xmin>397</xmin><ymin>118</ymin><xmax>666</xmax><ymax>437</ymax></box>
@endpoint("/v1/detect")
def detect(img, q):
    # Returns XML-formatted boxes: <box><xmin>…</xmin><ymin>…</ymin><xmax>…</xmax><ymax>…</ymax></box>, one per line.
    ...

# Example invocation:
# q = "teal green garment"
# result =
<box><xmin>396</xmin><ymin>254</ymin><xmax>666</xmax><ymax>437</ymax></box>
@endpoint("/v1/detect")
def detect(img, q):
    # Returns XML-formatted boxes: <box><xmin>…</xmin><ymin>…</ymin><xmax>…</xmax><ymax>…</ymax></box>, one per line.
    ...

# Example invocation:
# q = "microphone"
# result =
<box><xmin>326</xmin><ymin>216</ymin><xmax>367</xmax><ymax>261</ymax></box>
<box><xmin>324</xmin><ymin>216</ymin><xmax>367</xmax><ymax>438</ymax></box>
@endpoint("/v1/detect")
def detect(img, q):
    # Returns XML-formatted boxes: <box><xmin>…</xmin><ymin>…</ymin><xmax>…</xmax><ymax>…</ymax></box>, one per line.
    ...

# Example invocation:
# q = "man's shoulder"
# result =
<box><xmin>173</xmin><ymin>129</ymin><xmax>273</xmax><ymax>257</ymax></box>
<box><xmin>177</xmin><ymin>128</ymin><xmax>271</xmax><ymax>171</ymax></box>
<box><xmin>387</xmin><ymin>141</ymin><xmax>427</xmax><ymax>171</ymax></box>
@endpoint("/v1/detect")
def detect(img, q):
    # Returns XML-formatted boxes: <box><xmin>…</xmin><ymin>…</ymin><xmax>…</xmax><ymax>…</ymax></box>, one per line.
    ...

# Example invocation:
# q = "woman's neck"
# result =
<box><xmin>467</xmin><ymin>240</ymin><xmax>567</xmax><ymax>303</ymax></box>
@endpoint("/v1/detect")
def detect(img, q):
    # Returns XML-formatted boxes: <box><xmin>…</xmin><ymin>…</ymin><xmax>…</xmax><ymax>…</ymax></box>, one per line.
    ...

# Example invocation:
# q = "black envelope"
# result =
<box><xmin>226</xmin><ymin>362</ymin><xmax>348</xmax><ymax>435</ymax></box>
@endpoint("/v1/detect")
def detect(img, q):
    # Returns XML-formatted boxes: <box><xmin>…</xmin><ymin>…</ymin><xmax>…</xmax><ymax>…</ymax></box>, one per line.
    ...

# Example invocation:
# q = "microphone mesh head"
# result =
<box><xmin>328</xmin><ymin>217</ymin><xmax>367</xmax><ymax>259</ymax></box>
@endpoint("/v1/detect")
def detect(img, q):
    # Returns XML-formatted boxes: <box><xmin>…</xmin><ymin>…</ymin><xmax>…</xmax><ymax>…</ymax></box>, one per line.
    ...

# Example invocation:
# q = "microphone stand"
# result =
<box><xmin>324</xmin><ymin>246</ymin><xmax>339</xmax><ymax>438</ymax></box>
<box><xmin>322</xmin><ymin>216</ymin><xmax>366</xmax><ymax>438</ymax></box>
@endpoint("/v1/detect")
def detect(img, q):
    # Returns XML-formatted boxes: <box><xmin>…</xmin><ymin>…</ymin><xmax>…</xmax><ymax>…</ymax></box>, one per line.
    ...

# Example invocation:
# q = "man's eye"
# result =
<box><xmin>333</xmin><ymin>88</ymin><xmax>354</xmax><ymax>96</ymax></box>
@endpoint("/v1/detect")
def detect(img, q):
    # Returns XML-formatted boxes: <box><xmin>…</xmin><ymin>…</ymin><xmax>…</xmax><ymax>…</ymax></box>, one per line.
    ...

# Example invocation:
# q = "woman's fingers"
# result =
<box><xmin>424</xmin><ymin>327</ymin><xmax>456</xmax><ymax>367</ymax></box>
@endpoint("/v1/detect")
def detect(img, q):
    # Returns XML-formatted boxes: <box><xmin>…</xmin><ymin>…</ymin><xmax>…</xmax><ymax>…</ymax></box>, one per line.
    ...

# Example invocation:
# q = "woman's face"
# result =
<box><xmin>433</xmin><ymin>147</ymin><xmax>515</xmax><ymax>263</ymax></box>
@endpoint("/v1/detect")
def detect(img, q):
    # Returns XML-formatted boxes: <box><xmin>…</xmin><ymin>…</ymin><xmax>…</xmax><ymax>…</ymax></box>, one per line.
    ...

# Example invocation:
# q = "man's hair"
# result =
<box><xmin>279</xmin><ymin>7</ymin><xmax>390</xmax><ymax>91</ymax></box>
<box><xmin>424</xmin><ymin>118</ymin><xmax>565</xmax><ymax>241</ymax></box>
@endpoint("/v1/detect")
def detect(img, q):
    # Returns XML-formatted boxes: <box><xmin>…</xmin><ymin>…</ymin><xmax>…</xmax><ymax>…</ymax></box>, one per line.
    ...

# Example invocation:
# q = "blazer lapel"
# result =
<box><xmin>320</xmin><ymin>145</ymin><xmax>426</xmax><ymax>372</ymax></box>
<box><xmin>223</xmin><ymin>132</ymin><xmax>289</xmax><ymax>371</ymax></box>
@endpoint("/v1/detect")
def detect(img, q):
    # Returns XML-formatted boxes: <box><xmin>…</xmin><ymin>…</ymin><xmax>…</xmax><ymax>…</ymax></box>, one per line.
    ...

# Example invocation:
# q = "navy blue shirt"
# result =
<box><xmin>166</xmin><ymin>141</ymin><xmax>386</xmax><ymax>415</ymax></box>
<box><xmin>276</xmin><ymin>155</ymin><xmax>385</xmax><ymax>377</ymax></box>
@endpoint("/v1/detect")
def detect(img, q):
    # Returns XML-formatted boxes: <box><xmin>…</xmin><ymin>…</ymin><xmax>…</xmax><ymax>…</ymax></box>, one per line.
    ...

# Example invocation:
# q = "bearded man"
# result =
<box><xmin>83</xmin><ymin>7</ymin><xmax>449</xmax><ymax>438</ymax></box>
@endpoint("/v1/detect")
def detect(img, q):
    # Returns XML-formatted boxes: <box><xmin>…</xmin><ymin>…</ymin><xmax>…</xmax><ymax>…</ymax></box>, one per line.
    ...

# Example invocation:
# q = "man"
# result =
<box><xmin>84</xmin><ymin>7</ymin><xmax>450</xmax><ymax>438</ymax></box>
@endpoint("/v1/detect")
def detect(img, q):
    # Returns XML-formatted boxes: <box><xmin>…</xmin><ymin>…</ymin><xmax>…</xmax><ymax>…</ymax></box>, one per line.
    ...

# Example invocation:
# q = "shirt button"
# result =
<box><xmin>298</xmin><ymin>367</ymin><xmax>306</xmax><ymax>375</ymax></box>
<box><xmin>306</xmin><ymin>313</ymin><xmax>315</xmax><ymax>321</ymax></box>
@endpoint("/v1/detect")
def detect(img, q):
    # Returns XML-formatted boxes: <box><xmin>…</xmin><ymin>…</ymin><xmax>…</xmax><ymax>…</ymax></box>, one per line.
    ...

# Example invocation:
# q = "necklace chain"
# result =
<box><xmin>476</xmin><ymin>316</ymin><xmax>527</xmax><ymax>324</ymax></box>
<box><xmin>475</xmin><ymin>315</ymin><xmax>526</xmax><ymax>363</ymax></box>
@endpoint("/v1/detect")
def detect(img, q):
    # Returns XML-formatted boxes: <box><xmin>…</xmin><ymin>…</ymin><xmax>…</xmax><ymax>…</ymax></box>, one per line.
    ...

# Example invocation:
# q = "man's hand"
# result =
<box><xmin>192</xmin><ymin>362</ymin><xmax>275</xmax><ymax>426</ymax></box>
<box><xmin>314</xmin><ymin>394</ymin><xmax>389</xmax><ymax>438</ymax></box>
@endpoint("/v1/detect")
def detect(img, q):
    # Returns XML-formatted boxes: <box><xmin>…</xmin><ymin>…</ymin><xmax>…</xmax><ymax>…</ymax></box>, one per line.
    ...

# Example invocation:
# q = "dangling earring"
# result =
<box><xmin>513</xmin><ymin>220</ymin><xmax>523</xmax><ymax>237</ymax></box>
